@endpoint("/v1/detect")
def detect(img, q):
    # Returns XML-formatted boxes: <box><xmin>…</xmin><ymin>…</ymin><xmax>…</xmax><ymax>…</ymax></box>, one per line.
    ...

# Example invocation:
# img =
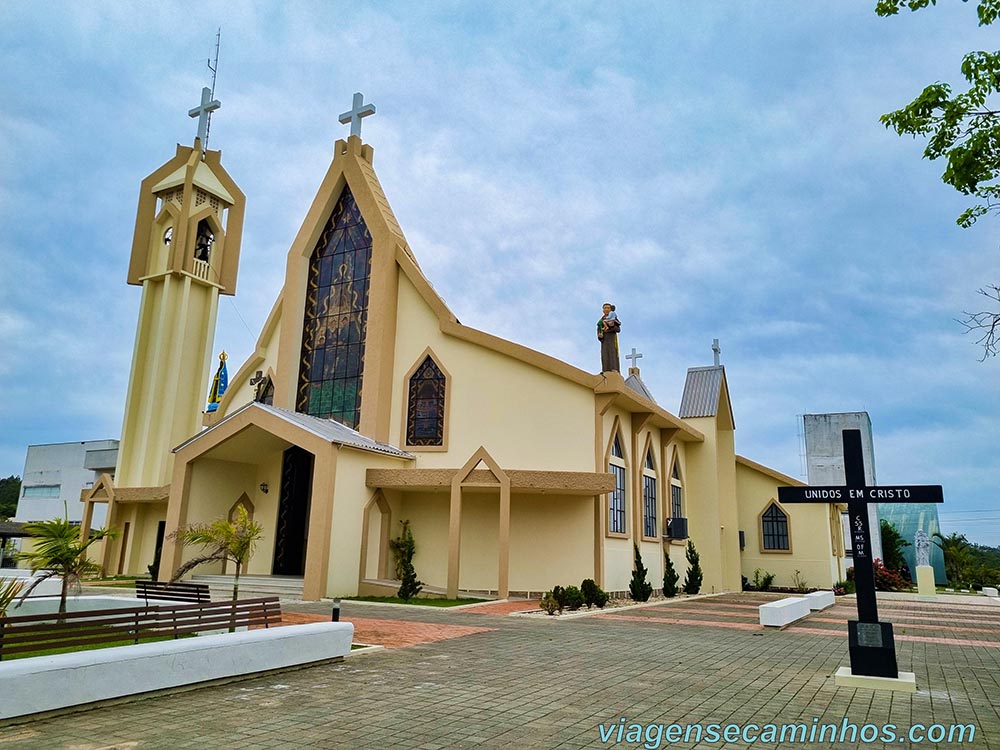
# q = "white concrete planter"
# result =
<box><xmin>0</xmin><ymin>621</ymin><xmax>354</xmax><ymax>719</ymax></box>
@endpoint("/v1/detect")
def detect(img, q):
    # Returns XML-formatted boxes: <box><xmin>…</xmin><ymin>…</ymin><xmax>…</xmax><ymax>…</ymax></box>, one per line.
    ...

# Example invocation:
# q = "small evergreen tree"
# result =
<box><xmin>391</xmin><ymin>520</ymin><xmax>423</xmax><ymax>601</ymax></box>
<box><xmin>683</xmin><ymin>540</ymin><xmax>703</xmax><ymax>595</ymax></box>
<box><xmin>879</xmin><ymin>520</ymin><xmax>911</xmax><ymax>574</ymax></box>
<box><xmin>629</xmin><ymin>543</ymin><xmax>653</xmax><ymax>601</ymax></box>
<box><xmin>663</xmin><ymin>551</ymin><xmax>679</xmax><ymax>597</ymax></box>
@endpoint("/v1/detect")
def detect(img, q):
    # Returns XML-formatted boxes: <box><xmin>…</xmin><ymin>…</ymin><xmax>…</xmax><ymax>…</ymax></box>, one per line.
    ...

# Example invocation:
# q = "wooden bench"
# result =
<box><xmin>0</xmin><ymin>596</ymin><xmax>281</xmax><ymax>660</ymax></box>
<box><xmin>135</xmin><ymin>580</ymin><xmax>211</xmax><ymax>605</ymax></box>
<box><xmin>758</xmin><ymin>596</ymin><xmax>811</xmax><ymax>627</ymax></box>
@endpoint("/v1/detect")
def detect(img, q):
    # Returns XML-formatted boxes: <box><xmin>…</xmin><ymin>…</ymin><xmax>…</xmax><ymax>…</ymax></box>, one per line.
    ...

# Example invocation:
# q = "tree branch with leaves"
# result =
<box><xmin>877</xmin><ymin>0</ymin><xmax>1000</xmax><ymax>357</ymax></box>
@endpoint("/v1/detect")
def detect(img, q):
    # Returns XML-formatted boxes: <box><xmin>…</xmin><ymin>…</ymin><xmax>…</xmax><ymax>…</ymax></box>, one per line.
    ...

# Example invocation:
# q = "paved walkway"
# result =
<box><xmin>6</xmin><ymin>594</ymin><xmax>999</xmax><ymax>749</ymax></box>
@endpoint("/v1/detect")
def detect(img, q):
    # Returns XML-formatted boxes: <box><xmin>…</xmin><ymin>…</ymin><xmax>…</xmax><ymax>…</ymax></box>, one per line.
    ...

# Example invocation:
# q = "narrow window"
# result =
<box><xmin>670</xmin><ymin>461</ymin><xmax>683</xmax><ymax>519</ymax></box>
<box><xmin>406</xmin><ymin>356</ymin><xmax>446</xmax><ymax>446</ymax></box>
<box><xmin>643</xmin><ymin>448</ymin><xmax>657</xmax><ymax>538</ymax></box>
<box><xmin>608</xmin><ymin>432</ymin><xmax>627</xmax><ymax>534</ymax></box>
<box><xmin>762</xmin><ymin>503</ymin><xmax>790</xmax><ymax>551</ymax></box>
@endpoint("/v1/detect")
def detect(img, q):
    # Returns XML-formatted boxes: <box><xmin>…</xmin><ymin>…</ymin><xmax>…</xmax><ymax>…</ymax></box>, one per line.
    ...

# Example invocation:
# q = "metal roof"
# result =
<box><xmin>678</xmin><ymin>366</ymin><xmax>725</xmax><ymax>418</ymax></box>
<box><xmin>624</xmin><ymin>373</ymin><xmax>657</xmax><ymax>404</ymax></box>
<box><xmin>175</xmin><ymin>403</ymin><xmax>414</xmax><ymax>459</ymax></box>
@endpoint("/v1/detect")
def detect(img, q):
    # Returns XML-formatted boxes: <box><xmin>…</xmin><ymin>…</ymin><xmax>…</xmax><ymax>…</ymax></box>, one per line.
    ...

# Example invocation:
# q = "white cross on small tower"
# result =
<box><xmin>712</xmin><ymin>338</ymin><xmax>722</xmax><ymax>367</ymax></box>
<box><xmin>339</xmin><ymin>92</ymin><xmax>376</xmax><ymax>138</ymax></box>
<box><xmin>626</xmin><ymin>348</ymin><xmax>643</xmax><ymax>373</ymax></box>
<box><xmin>189</xmin><ymin>87</ymin><xmax>221</xmax><ymax>148</ymax></box>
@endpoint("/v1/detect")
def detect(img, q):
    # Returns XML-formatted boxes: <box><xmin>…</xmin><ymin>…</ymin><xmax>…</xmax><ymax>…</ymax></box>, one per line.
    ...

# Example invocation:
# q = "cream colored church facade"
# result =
<box><xmin>80</xmin><ymin>114</ymin><xmax>847</xmax><ymax>601</ymax></box>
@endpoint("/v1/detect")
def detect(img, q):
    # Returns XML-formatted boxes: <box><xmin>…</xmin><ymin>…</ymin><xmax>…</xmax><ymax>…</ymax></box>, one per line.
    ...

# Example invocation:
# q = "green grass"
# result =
<box><xmin>2</xmin><ymin>631</ymin><xmax>192</xmax><ymax>660</ymax></box>
<box><xmin>342</xmin><ymin>596</ymin><xmax>482</xmax><ymax>607</ymax></box>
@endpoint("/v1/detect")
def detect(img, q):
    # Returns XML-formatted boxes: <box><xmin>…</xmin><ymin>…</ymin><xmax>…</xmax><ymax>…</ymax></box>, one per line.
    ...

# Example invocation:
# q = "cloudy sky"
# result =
<box><xmin>1</xmin><ymin>2</ymin><xmax>998</xmax><ymax>545</ymax></box>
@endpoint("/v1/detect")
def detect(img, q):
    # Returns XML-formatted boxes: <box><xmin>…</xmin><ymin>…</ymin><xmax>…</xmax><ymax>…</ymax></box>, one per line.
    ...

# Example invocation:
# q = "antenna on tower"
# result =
<box><xmin>205</xmin><ymin>28</ymin><xmax>221</xmax><ymax>149</ymax></box>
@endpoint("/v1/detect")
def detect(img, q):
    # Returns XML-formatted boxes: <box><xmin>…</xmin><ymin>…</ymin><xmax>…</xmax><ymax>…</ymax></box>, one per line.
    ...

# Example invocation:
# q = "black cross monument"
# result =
<box><xmin>778</xmin><ymin>429</ymin><xmax>943</xmax><ymax>679</ymax></box>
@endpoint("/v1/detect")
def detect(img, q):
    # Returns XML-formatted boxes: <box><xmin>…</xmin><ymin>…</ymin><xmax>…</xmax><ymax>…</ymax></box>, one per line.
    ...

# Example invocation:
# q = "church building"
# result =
<box><xmin>81</xmin><ymin>92</ymin><xmax>847</xmax><ymax>600</ymax></box>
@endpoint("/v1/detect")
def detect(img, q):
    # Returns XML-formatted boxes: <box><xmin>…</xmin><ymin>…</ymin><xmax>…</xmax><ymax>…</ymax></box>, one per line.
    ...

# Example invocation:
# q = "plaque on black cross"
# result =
<box><xmin>778</xmin><ymin>429</ymin><xmax>943</xmax><ymax>679</ymax></box>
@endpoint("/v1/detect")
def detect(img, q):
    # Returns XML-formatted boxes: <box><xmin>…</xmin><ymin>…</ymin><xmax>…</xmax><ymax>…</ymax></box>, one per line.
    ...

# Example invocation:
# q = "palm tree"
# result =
<box><xmin>933</xmin><ymin>531</ymin><xmax>972</xmax><ymax>586</ymax></box>
<box><xmin>0</xmin><ymin>577</ymin><xmax>24</xmax><ymax>617</ymax></box>
<box><xmin>169</xmin><ymin>505</ymin><xmax>263</xmax><ymax>601</ymax></box>
<box><xmin>16</xmin><ymin>517</ymin><xmax>115</xmax><ymax>617</ymax></box>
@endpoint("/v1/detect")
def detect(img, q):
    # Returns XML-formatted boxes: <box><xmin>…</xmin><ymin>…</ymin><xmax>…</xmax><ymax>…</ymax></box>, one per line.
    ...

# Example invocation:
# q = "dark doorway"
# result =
<box><xmin>272</xmin><ymin>446</ymin><xmax>314</xmax><ymax>576</ymax></box>
<box><xmin>152</xmin><ymin>520</ymin><xmax>166</xmax><ymax>578</ymax></box>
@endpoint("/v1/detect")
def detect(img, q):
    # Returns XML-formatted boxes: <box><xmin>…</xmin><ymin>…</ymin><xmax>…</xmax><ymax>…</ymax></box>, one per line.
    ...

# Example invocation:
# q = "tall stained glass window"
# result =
<box><xmin>297</xmin><ymin>186</ymin><xmax>373</xmax><ymax>428</ymax></box>
<box><xmin>406</xmin><ymin>356</ymin><xmax>446</xmax><ymax>446</ymax></box>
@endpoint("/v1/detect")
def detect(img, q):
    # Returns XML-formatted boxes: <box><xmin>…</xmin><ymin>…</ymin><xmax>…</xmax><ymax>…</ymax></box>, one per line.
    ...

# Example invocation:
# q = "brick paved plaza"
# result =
<box><xmin>4</xmin><ymin>593</ymin><xmax>998</xmax><ymax>749</ymax></box>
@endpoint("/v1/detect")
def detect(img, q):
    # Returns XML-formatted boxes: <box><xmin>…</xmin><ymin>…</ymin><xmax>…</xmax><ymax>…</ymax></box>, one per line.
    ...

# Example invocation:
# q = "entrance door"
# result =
<box><xmin>272</xmin><ymin>446</ymin><xmax>314</xmax><ymax>576</ymax></box>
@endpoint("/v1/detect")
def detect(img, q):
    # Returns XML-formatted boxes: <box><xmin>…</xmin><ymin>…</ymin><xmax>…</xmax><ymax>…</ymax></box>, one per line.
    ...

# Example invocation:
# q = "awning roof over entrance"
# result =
<box><xmin>173</xmin><ymin>402</ymin><xmax>414</xmax><ymax>459</ymax></box>
<box><xmin>367</xmin><ymin>468</ymin><xmax>615</xmax><ymax>495</ymax></box>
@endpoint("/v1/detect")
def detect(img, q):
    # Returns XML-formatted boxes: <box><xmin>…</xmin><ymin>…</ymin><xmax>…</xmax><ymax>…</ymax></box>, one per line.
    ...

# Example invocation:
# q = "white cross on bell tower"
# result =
<box><xmin>189</xmin><ymin>87</ymin><xmax>221</xmax><ymax>148</ymax></box>
<box><xmin>338</xmin><ymin>92</ymin><xmax>376</xmax><ymax>138</ymax></box>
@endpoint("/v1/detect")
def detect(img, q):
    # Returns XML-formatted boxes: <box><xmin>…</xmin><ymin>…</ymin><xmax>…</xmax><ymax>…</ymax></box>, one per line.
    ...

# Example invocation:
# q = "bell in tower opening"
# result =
<box><xmin>194</xmin><ymin>219</ymin><xmax>214</xmax><ymax>262</ymax></box>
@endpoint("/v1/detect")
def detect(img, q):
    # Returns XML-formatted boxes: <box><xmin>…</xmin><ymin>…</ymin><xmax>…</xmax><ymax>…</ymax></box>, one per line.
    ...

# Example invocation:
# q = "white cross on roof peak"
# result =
<box><xmin>339</xmin><ymin>92</ymin><xmax>376</xmax><ymax>138</ymax></box>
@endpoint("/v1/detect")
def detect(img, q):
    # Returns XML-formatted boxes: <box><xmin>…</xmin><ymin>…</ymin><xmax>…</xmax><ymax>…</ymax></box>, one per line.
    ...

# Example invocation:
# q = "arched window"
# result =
<box><xmin>608</xmin><ymin>433</ymin><xmax>627</xmax><ymax>534</ymax></box>
<box><xmin>761</xmin><ymin>502</ymin><xmax>790</xmax><ymax>551</ymax></box>
<box><xmin>297</xmin><ymin>186</ymin><xmax>373</xmax><ymax>428</ymax></box>
<box><xmin>406</xmin><ymin>356</ymin><xmax>446</xmax><ymax>446</ymax></box>
<box><xmin>642</xmin><ymin>447</ymin><xmax>657</xmax><ymax>538</ymax></box>
<box><xmin>670</xmin><ymin>460</ymin><xmax>683</xmax><ymax>519</ymax></box>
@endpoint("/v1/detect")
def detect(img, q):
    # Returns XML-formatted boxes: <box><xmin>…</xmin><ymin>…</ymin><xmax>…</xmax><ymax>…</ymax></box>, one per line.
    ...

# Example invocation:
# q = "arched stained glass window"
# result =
<box><xmin>297</xmin><ymin>186</ymin><xmax>373</xmax><ymax>428</ymax></box>
<box><xmin>406</xmin><ymin>356</ymin><xmax>446</xmax><ymax>446</ymax></box>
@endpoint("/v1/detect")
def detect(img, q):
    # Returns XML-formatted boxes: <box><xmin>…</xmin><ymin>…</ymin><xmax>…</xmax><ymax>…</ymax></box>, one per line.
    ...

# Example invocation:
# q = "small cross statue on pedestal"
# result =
<box><xmin>189</xmin><ymin>87</ymin><xmax>221</xmax><ymax>148</ymax></box>
<box><xmin>339</xmin><ymin>92</ymin><xmax>376</xmax><ymax>138</ymax></box>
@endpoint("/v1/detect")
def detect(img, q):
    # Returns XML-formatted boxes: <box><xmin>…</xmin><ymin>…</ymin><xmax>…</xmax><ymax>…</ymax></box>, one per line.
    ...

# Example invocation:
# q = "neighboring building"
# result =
<box><xmin>75</xmin><ymin>94</ymin><xmax>843</xmax><ymax>598</ymax></box>
<box><xmin>15</xmin><ymin>440</ymin><xmax>119</xmax><ymax>528</ymax></box>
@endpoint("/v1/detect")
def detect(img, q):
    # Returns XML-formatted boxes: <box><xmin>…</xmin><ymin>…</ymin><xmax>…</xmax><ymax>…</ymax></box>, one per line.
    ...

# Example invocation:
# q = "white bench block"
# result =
<box><xmin>759</xmin><ymin>597</ymin><xmax>811</xmax><ymax>627</ymax></box>
<box><xmin>982</xmin><ymin>587</ymin><xmax>999</xmax><ymax>598</ymax></box>
<box><xmin>0</xmin><ymin>621</ymin><xmax>354</xmax><ymax>719</ymax></box>
<box><xmin>804</xmin><ymin>590</ymin><xmax>836</xmax><ymax>610</ymax></box>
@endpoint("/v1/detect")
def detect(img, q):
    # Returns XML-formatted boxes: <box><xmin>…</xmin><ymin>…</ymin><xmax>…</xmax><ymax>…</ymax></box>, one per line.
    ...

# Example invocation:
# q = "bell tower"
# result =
<box><xmin>115</xmin><ymin>90</ymin><xmax>246</xmax><ymax>489</ymax></box>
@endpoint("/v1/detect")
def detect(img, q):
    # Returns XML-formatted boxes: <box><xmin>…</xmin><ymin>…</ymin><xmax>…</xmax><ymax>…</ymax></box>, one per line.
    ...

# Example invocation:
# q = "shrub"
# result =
<box><xmin>751</xmin><ymin>568</ymin><xmax>775</xmax><ymax>592</ymax></box>
<box><xmin>593</xmin><ymin>587</ymin><xmax>609</xmax><ymax>608</ymax></box>
<box><xmin>391</xmin><ymin>520</ymin><xmax>424</xmax><ymax>601</ymax></box>
<box><xmin>792</xmin><ymin>569</ymin><xmax>810</xmax><ymax>594</ymax></box>
<box><xmin>540</xmin><ymin>591</ymin><xmax>560</xmax><ymax>615</ymax></box>
<box><xmin>663</xmin><ymin>552</ymin><xmax>679</xmax><ymax>598</ymax></box>
<box><xmin>629</xmin><ymin>544</ymin><xmax>653</xmax><ymax>602</ymax></box>
<box><xmin>872</xmin><ymin>559</ymin><xmax>908</xmax><ymax>592</ymax></box>
<box><xmin>551</xmin><ymin>585</ymin><xmax>566</xmax><ymax>612</ymax></box>
<box><xmin>683</xmin><ymin>541</ymin><xmax>703</xmax><ymax>595</ymax></box>
<box><xmin>834</xmin><ymin>578</ymin><xmax>855</xmax><ymax>595</ymax></box>
<box><xmin>562</xmin><ymin>585</ymin><xmax>585</xmax><ymax>611</ymax></box>
<box><xmin>581</xmin><ymin>578</ymin><xmax>609</xmax><ymax>609</ymax></box>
